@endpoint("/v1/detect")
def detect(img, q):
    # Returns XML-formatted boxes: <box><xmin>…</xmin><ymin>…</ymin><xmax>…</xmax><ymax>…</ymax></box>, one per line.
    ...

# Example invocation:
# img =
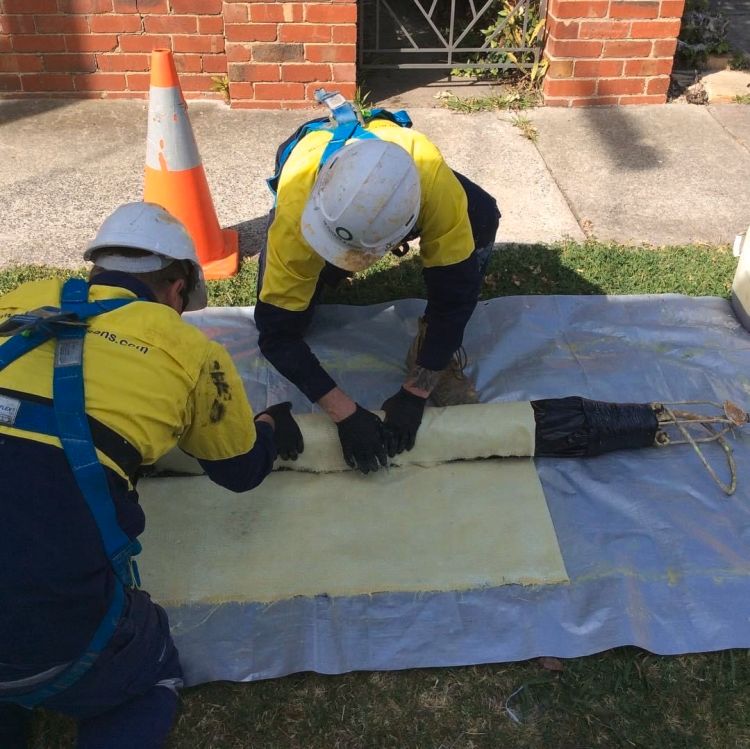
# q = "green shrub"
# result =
<box><xmin>451</xmin><ymin>0</ymin><xmax>547</xmax><ymax>83</ymax></box>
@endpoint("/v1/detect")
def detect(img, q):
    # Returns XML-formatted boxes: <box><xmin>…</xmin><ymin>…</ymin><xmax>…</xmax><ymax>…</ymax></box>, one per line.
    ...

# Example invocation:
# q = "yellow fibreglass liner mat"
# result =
<box><xmin>138</xmin><ymin>403</ymin><xmax>569</xmax><ymax>604</ymax></box>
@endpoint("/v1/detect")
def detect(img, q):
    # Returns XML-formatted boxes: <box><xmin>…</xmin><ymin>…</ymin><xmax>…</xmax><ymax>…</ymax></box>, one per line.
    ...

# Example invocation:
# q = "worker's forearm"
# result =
<box><xmin>317</xmin><ymin>387</ymin><xmax>357</xmax><ymax>423</ymax></box>
<box><xmin>402</xmin><ymin>368</ymin><xmax>442</xmax><ymax>399</ymax></box>
<box><xmin>258</xmin><ymin>333</ymin><xmax>337</xmax><ymax>403</ymax></box>
<box><xmin>198</xmin><ymin>421</ymin><xmax>276</xmax><ymax>493</ymax></box>
<box><xmin>255</xmin><ymin>413</ymin><xmax>274</xmax><ymax>428</ymax></box>
<box><xmin>255</xmin><ymin>300</ymin><xmax>337</xmax><ymax>403</ymax></box>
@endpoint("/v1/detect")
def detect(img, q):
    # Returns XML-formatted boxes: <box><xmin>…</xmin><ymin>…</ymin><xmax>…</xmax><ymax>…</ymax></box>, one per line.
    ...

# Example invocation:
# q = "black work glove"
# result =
<box><xmin>381</xmin><ymin>387</ymin><xmax>427</xmax><ymax>456</ymax></box>
<box><xmin>336</xmin><ymin>405</ymin><xmax>388</xmax><ymax>475</ymax></box>
<box><xmin>256</xmin><ymin>402</ymin><xmax>304</xmax><ymax>461</ymax></box>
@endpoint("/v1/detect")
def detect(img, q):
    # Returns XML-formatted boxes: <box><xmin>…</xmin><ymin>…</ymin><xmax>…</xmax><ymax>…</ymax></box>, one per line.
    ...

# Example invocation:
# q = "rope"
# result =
<box><xmin>652</xmin><ymin>400</ymin><xmax>747</xmax><ymax>496</ymax></box>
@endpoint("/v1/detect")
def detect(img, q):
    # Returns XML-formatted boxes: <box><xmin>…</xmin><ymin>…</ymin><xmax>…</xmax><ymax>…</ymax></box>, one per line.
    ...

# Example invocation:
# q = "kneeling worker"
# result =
<box><xmin>255</xmin><ymin>91</ymin><xmax>501</xmax><ymax>475</ymax></box>
<box><xmin>0</xmin><ymin>202</ymin><xmax>302</xmax><ymax>748</ymax></box>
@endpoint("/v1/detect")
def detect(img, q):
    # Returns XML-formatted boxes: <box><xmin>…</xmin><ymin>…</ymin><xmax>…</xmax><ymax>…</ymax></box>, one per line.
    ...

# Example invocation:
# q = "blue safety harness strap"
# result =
<box><xmin>265</xmin><ymin>106</ymin><xmax>413</xmax><ymax>200</ymax></box>
<box><xmin>0</xmin><ymin>296</ymin><xmax>141</xmax><ymax>481</ymax></box>
<box><xmin>0</xmin><ymin>278</ymin><xmax>140</xmax><ymax>708</ymax></box>
<box><xmin>318</xmin><ymin>121</ymin><xmax>377</xmax><ymax>169</ymax></box>
<box><xmin>0</xmin><ymin>386</ymin><xmax>143</xmax><ymax>483</ymax></box>
<box><xmin>52</xmin><ymin>279</ymin><xmax>143</xmax><ymax>587</ymax></box>
<box><xmin>0</xmin><ymin>298</ymin><xmax>132</xmax><ymax>369</ymax></box>
<box><xmin>0</xmin><ymin>326</ymin><xmax>60</xmax><ymax>369</ymax></box>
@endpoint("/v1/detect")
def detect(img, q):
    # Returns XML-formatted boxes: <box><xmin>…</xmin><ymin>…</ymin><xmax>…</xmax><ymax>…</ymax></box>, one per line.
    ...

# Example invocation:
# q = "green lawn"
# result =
<box><xmin>32</xmin><ymin>649</ymin><xmax>750</xmax><ymax>748</ymax></box>
<box><xmin>4</xmin><ymin>239</ymin><xmax>748</xmax><ymax>749</ymax></box>
<box><xmin>0</xmin><ymin>239</ymin><xmax>737</xmax><ymax>306</ymax></box>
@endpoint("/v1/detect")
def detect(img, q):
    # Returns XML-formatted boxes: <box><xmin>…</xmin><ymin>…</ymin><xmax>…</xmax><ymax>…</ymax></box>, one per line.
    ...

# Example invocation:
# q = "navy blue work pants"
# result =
<box><xmin>0</xmin><ymin>589</ymin><xmax>182</xmax><ymax>749</ymax></box>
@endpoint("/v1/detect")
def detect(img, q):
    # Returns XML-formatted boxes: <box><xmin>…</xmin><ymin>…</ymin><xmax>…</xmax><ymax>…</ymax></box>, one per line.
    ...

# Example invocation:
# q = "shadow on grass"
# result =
<box><xmin>322</xmin><ymin>242</ymin><xmax>606</xmax><ymax>306</ymax></box>
<box><xmin>0</xmin><ymin>239</ymin><xmax>735</xmax><ymax>308</ymax></box>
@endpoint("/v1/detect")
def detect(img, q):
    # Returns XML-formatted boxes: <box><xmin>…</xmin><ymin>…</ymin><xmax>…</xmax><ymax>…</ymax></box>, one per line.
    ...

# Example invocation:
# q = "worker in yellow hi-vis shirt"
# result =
<box><xmin>256</xmin><ymin>93</ymin><xmax>501</xmax><ymax>475</ymax></box>
<box><xmin>0</xmin><ymin>202</ymin><xmax>303</xmax><ymax>749</ymax></box>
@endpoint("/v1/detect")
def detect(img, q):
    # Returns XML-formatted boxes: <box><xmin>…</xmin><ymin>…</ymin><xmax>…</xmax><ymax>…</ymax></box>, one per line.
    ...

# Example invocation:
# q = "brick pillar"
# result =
<box><xmin>542</xmin><ymin>0</ymin><xmax>685</xmax><ymax>106</ymax></box>
<box><xmin>225</xmin><ymin>0</ymin><xmax>357</xmax><ymax>109</ymax></box>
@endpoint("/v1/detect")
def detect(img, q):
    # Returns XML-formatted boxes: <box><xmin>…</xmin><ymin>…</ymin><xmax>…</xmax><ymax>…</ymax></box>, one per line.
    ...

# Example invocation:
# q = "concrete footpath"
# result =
<box><xmin>1</xmin><ymin>97</ymin><xmax>749</xmax><ymax>268</ymax></box>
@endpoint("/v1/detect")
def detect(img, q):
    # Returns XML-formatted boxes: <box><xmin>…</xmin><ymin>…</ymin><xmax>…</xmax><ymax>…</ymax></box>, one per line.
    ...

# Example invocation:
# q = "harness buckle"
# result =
<box><xmin>111</xmin><ymin>539</ymin><xmax>143</xmax><ymax>589</ymax></box>
<box><xmin>0</xmin><ymin>307</ymin><xmax>86</xmax><ymax>338</ymax></box>
<box><xmin>314</xmin><ymin>87</ymin><xmax>364</xmax><ymax>127</ymax></box>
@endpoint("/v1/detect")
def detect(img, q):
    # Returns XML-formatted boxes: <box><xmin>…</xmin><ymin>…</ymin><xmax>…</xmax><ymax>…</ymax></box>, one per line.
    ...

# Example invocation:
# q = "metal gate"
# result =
<box><xmin>357</xmin><ymin>0</ymin><xmax>547</xmax><ymax>72</ymax></box>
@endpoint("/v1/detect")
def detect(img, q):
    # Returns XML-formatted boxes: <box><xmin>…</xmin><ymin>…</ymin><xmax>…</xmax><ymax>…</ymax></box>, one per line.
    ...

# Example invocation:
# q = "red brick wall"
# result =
<box><xmin>542</xmin><ymin>0</ymin><xmax>685</xmax><ymax>106</ymax></box>
<box><xmin>225</xmin><ymin>1</ymin><xmax>357</xmax><ymax>109</ymax></box>
<box><xmin>2</xmin><ymin>0</ymin><xmax>682</xmax><ymax>108</ymax></box>
<box><xmin>0</xmin><ymin>0</ymin><xmax>357</xmax><ymax>107</ymax></box>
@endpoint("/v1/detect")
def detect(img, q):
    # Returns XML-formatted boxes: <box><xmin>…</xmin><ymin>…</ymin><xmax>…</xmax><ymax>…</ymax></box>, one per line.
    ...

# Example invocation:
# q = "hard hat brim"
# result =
<box><xmin>88</xmin><ymin>250</ymin><xmax>174</xmax><ymax>273</ymax></box>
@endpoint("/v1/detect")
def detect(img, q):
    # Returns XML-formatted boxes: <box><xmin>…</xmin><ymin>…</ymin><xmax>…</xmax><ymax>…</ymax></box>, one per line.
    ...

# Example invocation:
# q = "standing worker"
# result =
<box><xmin>255</xmin><ymin>90</ymin><xmax>500</xmax><ymax>475</ymax></box>
<box><xmin>0</xmin><ymin>202</ymin><xmax>303</xmax><ymax>749</ymax></box>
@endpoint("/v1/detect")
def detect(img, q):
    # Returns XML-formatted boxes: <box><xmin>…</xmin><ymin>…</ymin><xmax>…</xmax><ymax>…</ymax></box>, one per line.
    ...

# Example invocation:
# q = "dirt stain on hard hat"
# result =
<box><xmin>338</xmin><ymin>249</ymin><xmax>380</xmax><ymax>272</ymax></box>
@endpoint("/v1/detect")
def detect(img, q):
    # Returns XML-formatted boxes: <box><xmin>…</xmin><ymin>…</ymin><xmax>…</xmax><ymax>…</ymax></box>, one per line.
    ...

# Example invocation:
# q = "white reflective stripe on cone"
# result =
<box><xmin>146</xmin><ymin>85</ymin><xmax>202</xmax><ymax>172</ymax></box>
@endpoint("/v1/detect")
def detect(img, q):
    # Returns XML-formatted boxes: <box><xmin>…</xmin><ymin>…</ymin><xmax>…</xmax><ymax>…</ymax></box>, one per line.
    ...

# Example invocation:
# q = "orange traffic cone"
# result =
<box><xmin>143</xmin><ymin>49</ymin><xmax>238</xmax><ymax>280</ymax></box>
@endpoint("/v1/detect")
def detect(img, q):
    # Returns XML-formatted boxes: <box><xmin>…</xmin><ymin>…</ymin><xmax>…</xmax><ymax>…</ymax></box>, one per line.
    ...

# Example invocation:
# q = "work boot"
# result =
<box><xmin>405</xmin><ymin>317</ymin><xmax>479</xmax><ymax>407</ymax></box>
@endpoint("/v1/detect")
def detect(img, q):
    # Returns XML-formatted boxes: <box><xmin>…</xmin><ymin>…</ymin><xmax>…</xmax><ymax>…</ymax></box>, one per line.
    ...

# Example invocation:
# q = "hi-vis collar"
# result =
<box><xmin>266</xmin><ymin>88</ymin><xmax>413</xmax><ymax>202</ymax></box>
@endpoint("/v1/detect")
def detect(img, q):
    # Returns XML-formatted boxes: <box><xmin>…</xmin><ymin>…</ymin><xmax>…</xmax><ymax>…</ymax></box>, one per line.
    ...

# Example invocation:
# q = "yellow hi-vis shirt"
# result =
<box><xmin>0</xmin><ymin>279</ymin><xmax>256</xmax><ymax>481</ymax></box>
<box><xmin>261</xmin><ymin>119</ymin><xmax>476</xmax><ymax>312</ymax></box>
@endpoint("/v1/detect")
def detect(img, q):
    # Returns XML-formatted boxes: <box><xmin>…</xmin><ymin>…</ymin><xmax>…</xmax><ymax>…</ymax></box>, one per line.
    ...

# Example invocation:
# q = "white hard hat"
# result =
<box><xmin>85</xmin><ymin>202</ymin><xmax>207</xmax><ymax>311</ymax></box>
<box><xmin>301</xmin><ymin>139</ymin><xmax>421</xmax><ymax>272</ymax></box>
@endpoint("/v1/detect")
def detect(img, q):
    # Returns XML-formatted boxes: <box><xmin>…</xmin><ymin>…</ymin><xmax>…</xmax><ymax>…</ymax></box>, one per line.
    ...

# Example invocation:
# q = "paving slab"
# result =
<box><xmin>709</xmin><ymin>103</ymin><xmax>750</xmax><ymax>152</ymax></box>
<box><xmin>1</xmin><ymin>100</ymin><xmax>143</xmax><ymax>269</ymax></box>
<box><xmin>702</xmin><ymin>68</ymin><xmax>750</xmax><ymax>102</ymax></box>
<box><xmin>380</xmin><ymin>108</ymin><xmax>585</xmax><ymax>246</ymax></box>
<box><xmin>531</xmin><ymin>104</ymin><xmax>750</xmax><ymax>246</ymax></box>
<box><xmin>363</xmin><ymin>68</ymin><xmax>511</xmax><ymax>109</ymax></box>
<box><xmin>0</xmin><ymin>99</ymin><xmax>300</xmax><ymax>268</ymax></box>
<box><xmin>0</xmin><ymin>98</ymin><xmax>582</xmax><ymax>269</ymax></box>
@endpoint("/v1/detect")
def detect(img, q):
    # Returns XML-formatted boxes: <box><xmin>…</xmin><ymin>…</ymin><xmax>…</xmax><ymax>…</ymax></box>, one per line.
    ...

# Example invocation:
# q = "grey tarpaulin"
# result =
<box><xmin>164</xmin><ymin>294</ymin><xmax>750</xmax><ymax>686</ymax></box>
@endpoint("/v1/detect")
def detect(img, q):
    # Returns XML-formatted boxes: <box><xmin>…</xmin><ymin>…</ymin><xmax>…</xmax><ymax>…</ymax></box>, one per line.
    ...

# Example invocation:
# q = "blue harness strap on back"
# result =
<box><xmin>318</xmin><ymin>120</ymin><xmax>377</xmax><ymax>169</ymax></box>
<box><xmin>0</xmin><ymin>278</ymin><xmax>140</xmax><ymax>708</ymax></box>
<box><xmin>0</xmin><ymin>296</ymin><xmax>133</xmax><ymax>370</ymax></box>
<box><xmin>265</xmin><ymin>97</ymin><xmax>413</xmax><ymax>201</ymax></box>
<box><xmin>50</xmin><ymin>279</ymin><xmax>142</xmax><ymax>588</ymax></box>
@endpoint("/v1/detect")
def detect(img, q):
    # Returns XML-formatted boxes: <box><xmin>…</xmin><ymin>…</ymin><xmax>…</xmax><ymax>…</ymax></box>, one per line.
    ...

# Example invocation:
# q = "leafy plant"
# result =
<box><xmin>210</xmin><ymin>75</ymin><xmax>230</xmax><ymax>103</ymax></box>
<box><xmin>729</xmin><ymin>52</ymin><xmax>750</xmax><ymax>71</ymax></box>
<box><xmin>452</xmin><ymin>0</ymin><xmax>548</xmax><ymax>82</ymax></box>
<box><xmin>353</xmin><ymin>86</ymin><xmax>373</xmax><ymax>119</ymax></box>
<box><xmin>734</xmin><ymin>94</ymin><xmax>750</xmax><ymax>104</ymax></box>
<box><xmin>675</xmin><ymin>0</ymin><xmax>730</xmax><ymax>69</ymax></box>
